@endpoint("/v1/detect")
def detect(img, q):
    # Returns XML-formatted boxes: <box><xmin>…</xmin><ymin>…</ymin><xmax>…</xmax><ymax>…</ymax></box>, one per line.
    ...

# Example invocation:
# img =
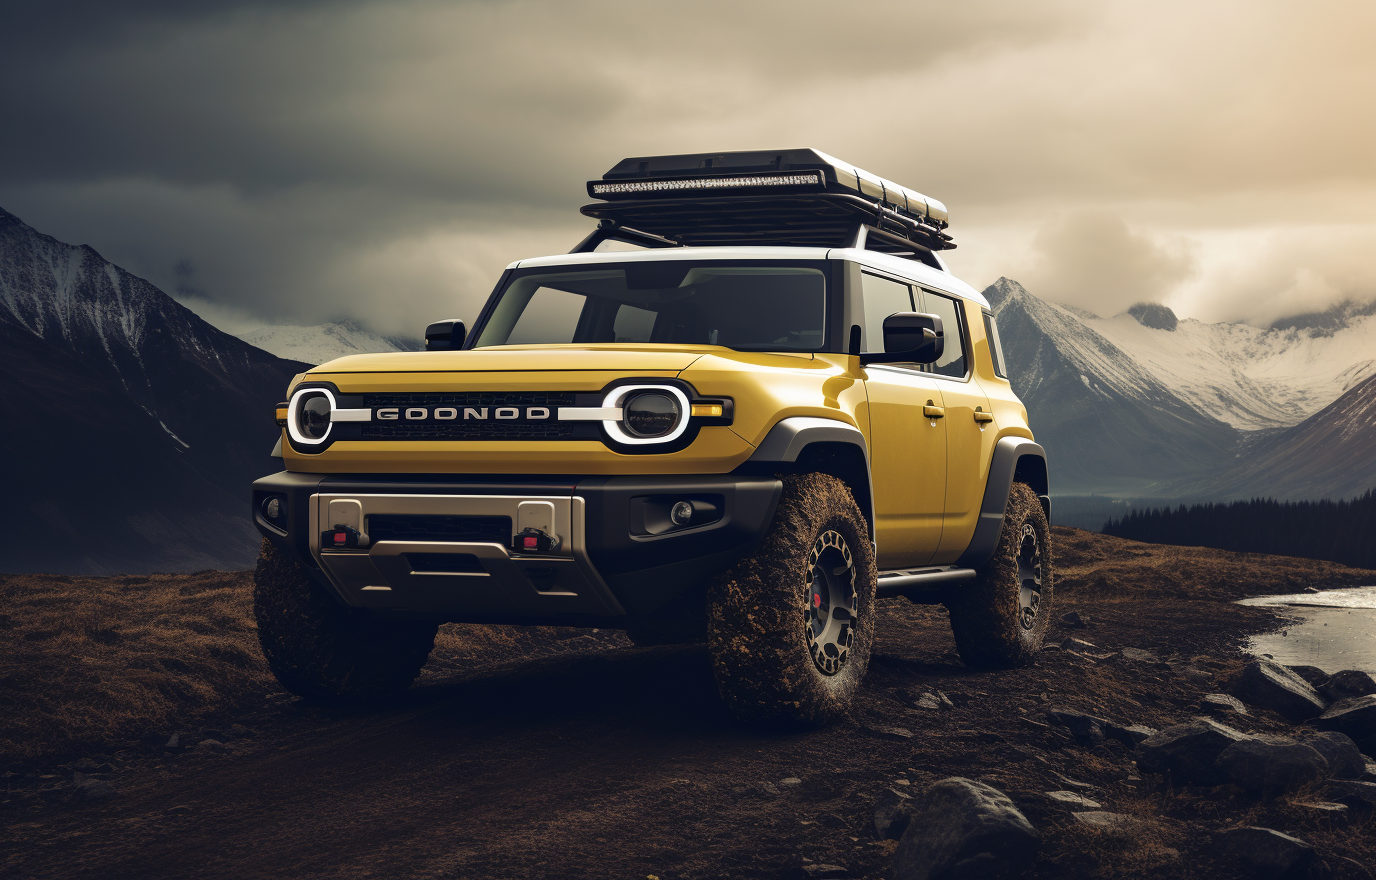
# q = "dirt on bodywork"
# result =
<box><xmin>3</xmin><ymin>527</ymin><xmax>1375</xmax><ymax>879</ymax></box>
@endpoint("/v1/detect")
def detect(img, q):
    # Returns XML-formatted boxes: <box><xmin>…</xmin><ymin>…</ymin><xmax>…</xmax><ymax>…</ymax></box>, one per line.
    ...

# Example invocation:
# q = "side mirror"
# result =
<box><xmin>424</xmin><ymin>319</ymin><xmax>466</xmax><ymax>351</ymax></box>
<box><xmin>858</xmin><ymin>313</ymin><xmax>944</xmax><ymax>365</ymax></box>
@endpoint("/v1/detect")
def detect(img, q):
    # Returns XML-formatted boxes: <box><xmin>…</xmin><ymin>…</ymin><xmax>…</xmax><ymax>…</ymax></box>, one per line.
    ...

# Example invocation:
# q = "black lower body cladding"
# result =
<box><xmin>250</xmin><ymin>471</ymin><xmax>783</xmax><ymax>623</ymax></box>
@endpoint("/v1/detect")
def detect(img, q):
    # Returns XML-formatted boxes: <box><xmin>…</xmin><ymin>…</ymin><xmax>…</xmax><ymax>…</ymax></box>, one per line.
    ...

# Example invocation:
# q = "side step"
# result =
<box><xmin>875</xmin><ymin>566</ymin><xmax>977</xmax><ymax>604</ymax></box>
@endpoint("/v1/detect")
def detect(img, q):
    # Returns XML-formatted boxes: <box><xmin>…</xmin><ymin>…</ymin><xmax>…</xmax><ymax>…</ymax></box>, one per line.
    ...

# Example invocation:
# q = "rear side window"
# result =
<box><xmin>860</xmin><ymin>272</ymin><xmax>914</xmax><ymax>353</ymax></box>
<box><xmin>983</xmin><ymin>312</ymin><xmax>1008</xmax><ymax>378</ymax></box>
<box><xmin>919</xmin><ymin>291</ymin><xmax>967</xmax><ymax>379</ymax></box>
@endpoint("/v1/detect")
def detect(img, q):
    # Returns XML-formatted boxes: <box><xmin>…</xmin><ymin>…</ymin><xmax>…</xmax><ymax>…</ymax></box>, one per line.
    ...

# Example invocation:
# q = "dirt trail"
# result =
<box><xmin>4</xmin><ymin>529</ymin><xmax>1375</xmax><ymax>879</ymax></box>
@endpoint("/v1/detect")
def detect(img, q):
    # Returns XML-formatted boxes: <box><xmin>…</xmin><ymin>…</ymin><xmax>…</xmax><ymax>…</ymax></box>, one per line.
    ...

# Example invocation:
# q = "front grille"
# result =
<box><xmin>359</xmin><ymin>391</ymin><xmax>595</xmax><ymax>441</ymax></box>
<box><xmin>368</xmin><ymin>514</ymin><xmax>512</xmax><ymax>544</ymax></box>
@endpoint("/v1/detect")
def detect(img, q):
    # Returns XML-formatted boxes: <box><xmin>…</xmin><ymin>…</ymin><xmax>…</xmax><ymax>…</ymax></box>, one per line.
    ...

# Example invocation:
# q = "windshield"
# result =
<box><xmin>473</xmin><ymin>261</ymin><xmax>828</xmax><ymax>351</ymax></box>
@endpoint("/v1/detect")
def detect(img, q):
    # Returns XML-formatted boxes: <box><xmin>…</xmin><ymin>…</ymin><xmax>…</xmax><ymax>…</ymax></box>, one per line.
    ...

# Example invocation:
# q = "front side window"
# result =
<box><xmin>474</xmin><ymin>262</ymin><xmax>828</xmax><ymax>352</ymax></box>
<box><xmin>860</xmin><ymin>272</ymin><xmax>915</xmax><ymax>353</ymax></box>
<box><xmin>919</xmin><ymin>290</ymin><xmax>968</xmax><ymax>379</ymax></box>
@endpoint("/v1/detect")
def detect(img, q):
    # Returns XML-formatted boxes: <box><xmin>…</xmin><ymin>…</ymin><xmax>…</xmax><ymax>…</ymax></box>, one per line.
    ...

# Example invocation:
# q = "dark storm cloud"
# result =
<box><xmin>1</xmin><ymin>1</ymin><xmax>1373</xmax><ymax>333</ymax></box>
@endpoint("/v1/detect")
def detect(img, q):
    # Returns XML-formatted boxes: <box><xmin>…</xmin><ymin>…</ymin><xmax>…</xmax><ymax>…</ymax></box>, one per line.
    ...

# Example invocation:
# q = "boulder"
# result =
<box><xmin>1326</xmin><ymin>779</ymin><xmax>1376</xmax><ymax>810</ymax></box>
<box><xmin>1231</xmin><ymin>659</ymin><xmax>1327</xmax><ymax>722</ymax></box>
<box><xmin>1044</xmin><ymin>707</ymin><xmax>1103</xmax><ymax>747</ymax></box>
<box><xmin>1320</xmin><ymin>670</ymin><xmax>1376</xmax><ymax>704</ymax></box>
<box><xmin>873</xmin><ymin>787</ymin><xmax>915</xmax><ymax>840</ymax></box>
<box><xmin>1208</xmin><ymin>827</ymin><xmax>1316</xmax><ymax>880</ymax></box>
<box><xmin>1285</xmin><ymin>665</ymin><xmax>1330</xmax><ymax>687</ymax></box>
<box><xmin>1136</xmin><ymin>719</ymin><xmax>1249</xmax><ymax>785</ymax></box>
<box><xmin>1302</xmin><ymin>731</ymin><xmax>1367</xmax><ymax>779</ymax></box>
<box><xmin>892</xmin><ymin>778</ymin><xmax>1039</xmax><ymax>880</ymax></box>
<box><xmin>65</xmin><ymin>776</ymin><xmax>116</xmax><ymax>805</ymax></box>
<box><xmin>1316</xmin><ymin>695</ymin><xmax>1376</xmax><ymax>751</ymax></box>
<box><xmin>1215</xmin><ymin>738</ymin><xmax>1328</xmax><ymax>795</ymax></box>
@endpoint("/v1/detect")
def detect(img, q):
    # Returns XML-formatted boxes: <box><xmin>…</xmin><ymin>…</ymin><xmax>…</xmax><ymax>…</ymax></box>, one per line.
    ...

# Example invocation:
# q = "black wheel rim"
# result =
<box><xmin>1017</xmin><ymin>522</ymin><xmax>1042</xmax><ymax>631</ymax></box>
<box><xmin>805</xmin><ymin>529</ymin><xmax>857</xmax><ymax>676</ymax></box>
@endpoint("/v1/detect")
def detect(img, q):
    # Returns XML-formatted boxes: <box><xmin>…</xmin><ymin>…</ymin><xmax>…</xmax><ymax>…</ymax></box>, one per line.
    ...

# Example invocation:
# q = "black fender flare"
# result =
<box><xmin>747</xmin><ymin>416</ymin><xmax>875</xmax><ymax>540</ymax></box>
<box><xmin>956</xmin><ymin>437</ymin><xmax>1050</xmax><ymax>569</ymax></box>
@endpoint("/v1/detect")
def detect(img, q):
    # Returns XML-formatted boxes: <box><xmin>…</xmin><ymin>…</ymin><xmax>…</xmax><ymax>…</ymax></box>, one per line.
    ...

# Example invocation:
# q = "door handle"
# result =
<box><xmin>923</xmin><ymin>401</ymin><xmax>945</xmax><ymax>419</ymax></box>
<box><xmin>973</xmin><ymin>408</ymin><xmax>994</xmax><ymax>424</ymax></box>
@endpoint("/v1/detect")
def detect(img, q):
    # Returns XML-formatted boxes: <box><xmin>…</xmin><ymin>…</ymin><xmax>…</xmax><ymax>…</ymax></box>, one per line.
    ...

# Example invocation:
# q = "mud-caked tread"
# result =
<box><xmin>946</xmin><ymin>482</ymin><xmax>1053</xmax><ymax>668</ymax></box>
<box><xmin>707</xmin><ymin>473</ymin><xmax>877</xmax><ymax>726</ymax></box>
<box><xmin>253</xmin><ymin>539</ymin><xmax>438</xmax><ymax>702</ymax></box>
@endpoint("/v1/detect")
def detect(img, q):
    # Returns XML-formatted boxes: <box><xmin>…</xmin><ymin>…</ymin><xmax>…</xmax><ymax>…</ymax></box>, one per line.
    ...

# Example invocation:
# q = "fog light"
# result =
<box><xmin>264</xmin><ymin>497</ymin><xmax>282</xmax><ymax>521</ymax></box>
<box><xmin>670</xmin><ymin>501</ymin><xmax>694</xmax><ymax>526</ymax></box>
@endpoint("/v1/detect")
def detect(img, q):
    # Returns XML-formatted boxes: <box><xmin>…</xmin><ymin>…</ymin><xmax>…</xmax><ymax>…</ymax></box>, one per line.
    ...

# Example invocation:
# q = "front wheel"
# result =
<box><xmin>253</xmin><ymin>539</ymin><xmax>438</xmax><ymax>702</ymax></box>
<box><xmin>946</xmin><ymin>482</ymin><xmax>1053</xmax><ymax>668</ymax></box>
<box><xmin>707</xmin><ymin>473</ymin><xmax>878</xmax><ymax>726</ymax></box>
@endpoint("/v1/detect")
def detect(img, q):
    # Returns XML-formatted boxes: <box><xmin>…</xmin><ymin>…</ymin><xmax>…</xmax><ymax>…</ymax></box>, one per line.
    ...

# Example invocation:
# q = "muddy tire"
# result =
<box><xmin>707</xmin><ymin>473</ymin><xmax>877</xmax><ymax>726</ymax></box>
<box><xmin>253</xmin><ymin>539</ymin><xmax>438</xmax><ymax>702</ymax></box>
<box><xmin>946</xmin><ymin>482</ymin><xmax>1053</xmax><ymax>668</ymax></box>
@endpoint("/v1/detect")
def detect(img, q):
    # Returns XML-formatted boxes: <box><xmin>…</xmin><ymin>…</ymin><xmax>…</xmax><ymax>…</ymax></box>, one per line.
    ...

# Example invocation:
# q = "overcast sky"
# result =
<box><xmin>3</xmin><ymin>1</ymin><xmax>1374</xmax><ymax>336</ymax></box>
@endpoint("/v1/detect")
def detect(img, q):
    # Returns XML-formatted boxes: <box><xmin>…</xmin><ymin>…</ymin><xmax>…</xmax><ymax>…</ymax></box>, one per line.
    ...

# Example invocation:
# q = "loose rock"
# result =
<box><xmin>1059</xmin><ymin>611</ymin><xmax>1087</xmax><ymax>628</ymax></box>
<box><xmin>1216</xmin><ymin>738</ymin><xmax>1328</xmax><ymax>795</ymax></box>
<box><xmin>1301</xmin><ymin>731</ymin><xmax>1367</xmax><ymax>780</ymax></box>
<box><xmin>800</xmin><ymin>864</ymin><xmax>850</xmax><ymax>879</ymax></box>
<box><xmin>1045</xmin><ymin>791</ymin><xmax>1101</xmax><ymax>809</ymax></box>
<box><xmin>873</xmin><ymin>788</ymin><xmax>914</xmax><ymax>840</ymax></box>
<box><xmin>892</xmin><ymin>778</ymin><xmax>1039</xmax><ymax>880</ymax></box>
<box><xmin>1320</xmin><ymin>670</ymin><xmax>1376</xmax><ymax>704</ymax></box>
<box><xmin>1200</xmin><ymin>693</ymin><xmax>1249</xmax><ymax>718</ymax></box>
<box><xmin>195</xmin><ymin>739</ymin><xmax>227</xmax><ymax>754</ymax></box>
<box><xmin>1231</xmin><ymin>659</ymin><xmax>1327</xmax><ymax>722</ymax></box>
<box><xmin>1136</xmin><ymin>718</ymin><xmax>1249</xmax><ymax>786</ymax></box>
<box><xmin>1120</xmin><ymin>647</ymin><xmax>1159</xmax><ymax>663</ymax></box>
<box><xmin>1044</xmin><ymin>707</ymin><xmax>1104</xmax><ymax>747</ymax></box>
<box><xmin>1208</xmin><ymin>827</ymin><xmax>1316</xmax><ymax>880</ymax></box>
<box><xmin>864</xmin><ymin>725</ymin><xmax>915</xmax><ymax>741</ymax></box>
<box><xmin>66</xmin><ymin>776</ymin><xmax>116</xmax><ymax>804</ymax></box>
<box><xmin>1102</xmin><ymin>721</ymin><xmax>1156</xmax><ymax>748</ymax></box>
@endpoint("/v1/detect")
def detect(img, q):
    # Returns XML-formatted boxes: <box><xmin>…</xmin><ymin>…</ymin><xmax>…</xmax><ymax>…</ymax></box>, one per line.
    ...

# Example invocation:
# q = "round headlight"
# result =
<box><xmin>298</xmin><ymin>393</ymin><xmax>332</xmax><ymax>440</ymax></box>
<box><xmin>623</xmin><ymin>392</ymin><xmax>682</xmax><ymax>438</ymax></box>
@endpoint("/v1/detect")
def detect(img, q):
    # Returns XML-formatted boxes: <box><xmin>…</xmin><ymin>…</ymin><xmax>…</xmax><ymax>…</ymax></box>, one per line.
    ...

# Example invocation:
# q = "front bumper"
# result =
<box><xmin>252</xmin><ymin>471</ymin><xmax>781</xmax><ymax>626</ymax></box>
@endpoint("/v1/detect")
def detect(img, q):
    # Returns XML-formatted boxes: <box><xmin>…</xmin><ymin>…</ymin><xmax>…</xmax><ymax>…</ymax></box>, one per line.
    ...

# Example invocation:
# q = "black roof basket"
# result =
<box><xmin>572</xmin><ymin>149</ymin><xmax>955</xmax><ymax>266</ymax></box>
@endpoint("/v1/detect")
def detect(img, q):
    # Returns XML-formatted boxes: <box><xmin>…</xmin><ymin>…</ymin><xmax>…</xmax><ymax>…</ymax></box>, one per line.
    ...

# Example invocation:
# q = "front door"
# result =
<box><xmin>918</xmin><ymin>291</ymin><xmax>998</xmax><ymax>562</ymax></box>
<box><xmin>865</xmin><ymin>366</ymin><xmax>948</xmax><ymax>568</ymax></box>
<box><xmin>856</xmin><ymin>270</ymin><xmax>948</xmax><ymax>569</ymax></box>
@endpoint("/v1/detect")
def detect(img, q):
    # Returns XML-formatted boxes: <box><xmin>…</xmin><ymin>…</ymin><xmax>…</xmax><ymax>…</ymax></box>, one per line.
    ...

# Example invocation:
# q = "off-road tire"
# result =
<box><xmin>946</xmin><ymin>482</ymin><xmax>1053</xmax><ymax>668</ymax></box>
<box><xmin>253</xmin><ymin>539</ymin><xmax>438</xmax><ymax>702</ymax></box>
<box><xmin>707</xmin><ymin>473</ymin><xmax>877</xmax><ymax>726</ymax></box>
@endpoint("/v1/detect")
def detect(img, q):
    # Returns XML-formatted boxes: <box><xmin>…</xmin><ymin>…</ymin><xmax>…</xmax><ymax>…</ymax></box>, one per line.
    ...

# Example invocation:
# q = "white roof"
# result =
<box><xmin>510</xmin><ymin>246</ymin><xmax>989</xmax><ymax>310</ymax></box>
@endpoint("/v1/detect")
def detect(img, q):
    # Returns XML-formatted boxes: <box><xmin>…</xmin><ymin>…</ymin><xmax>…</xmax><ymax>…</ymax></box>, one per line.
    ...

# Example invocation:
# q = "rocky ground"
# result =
<box><xmin>3</xmin><ymin>527</ymin><xmax>1376</xmax><ymax>879</ymax></box>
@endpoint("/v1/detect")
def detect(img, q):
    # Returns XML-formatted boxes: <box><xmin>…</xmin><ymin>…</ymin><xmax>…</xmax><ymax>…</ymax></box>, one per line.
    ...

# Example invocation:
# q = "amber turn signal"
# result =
<box><xmin>690</xmin><ymin>403</ymin><xmax>723</xmax><ymax>418</ymax></box>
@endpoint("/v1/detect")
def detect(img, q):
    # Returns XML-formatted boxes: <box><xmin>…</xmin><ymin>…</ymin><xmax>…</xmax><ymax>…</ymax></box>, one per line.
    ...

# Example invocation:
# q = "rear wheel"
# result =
<box><xmin>946</xmin><ymin>482</ymin><xmax>1052</xmax><ymax>668</ymax></box>
<box><xmin>707</xmin><ymin>473</ymin><xmax>877</xmax><ymax>726</ymax></box>
<box><xmin>253</xmin><ymin>539</ymin><xmax>438</xmax><ymax>702</ymax></box>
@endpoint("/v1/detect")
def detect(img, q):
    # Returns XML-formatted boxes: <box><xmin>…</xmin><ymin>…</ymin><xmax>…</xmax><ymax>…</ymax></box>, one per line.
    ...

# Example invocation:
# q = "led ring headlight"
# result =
<box><xmin>287</xmin><ymin>387</ymin><xmax>339</xmax><ymax>446</ymax></box>
<box><xmin>601</xmin><ymin>384</ymin><xmax>691</xmax><ymax>446</ymax></box>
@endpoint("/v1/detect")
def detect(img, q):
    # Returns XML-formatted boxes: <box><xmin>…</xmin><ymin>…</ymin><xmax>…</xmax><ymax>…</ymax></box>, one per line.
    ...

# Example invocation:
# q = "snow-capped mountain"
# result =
<box><xmin>985</xmin><ymin>279</ymin><xmax>1238</xmax><ymax>495</ymax></box>
<box><xmin>1078</xmin><ymin>301</ymin><xmax>1376</xmax><ymax>431</ymax></box>
<box><xmin>0</xmin><ymin>207</ymin><xmax>305</xmax><ymax>573</ymax></box>
<box><xmin>239</xmin><ymin>320</ymin><xmax>420</xmax><ymax>366</ymax></box>
<box><xmin>1181</xmin><ymin>372</ymin><xmax>1376</xmax><ymax>501</ymax></box>
<box><xmin>986</xmin><ymin>277</ymin><xmax>1376</xmax><ymax>501</ymax></box>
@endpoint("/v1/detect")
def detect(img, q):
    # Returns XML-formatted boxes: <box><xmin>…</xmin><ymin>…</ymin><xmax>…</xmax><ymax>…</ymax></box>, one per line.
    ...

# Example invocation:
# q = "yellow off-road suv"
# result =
<box><xmin>251</xmin><ymin>150</ymin><xmax>1051</xmax><ymax>725</ymax></box>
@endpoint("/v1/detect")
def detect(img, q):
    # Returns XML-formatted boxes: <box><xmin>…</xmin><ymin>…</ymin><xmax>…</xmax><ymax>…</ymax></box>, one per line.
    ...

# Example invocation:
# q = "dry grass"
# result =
<box><xmin>0</xmin><ymin>570</ymin><xmax>272</xmax><ymax>766</ymax></box>
<box><xmin>0</xmin><ymin>568</ymin><xmax>629</xmax><ymax>767</ymax></box>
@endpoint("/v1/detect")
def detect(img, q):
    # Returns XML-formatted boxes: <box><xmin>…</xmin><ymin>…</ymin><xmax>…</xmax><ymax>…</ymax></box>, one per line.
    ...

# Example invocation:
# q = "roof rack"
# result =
<box><xmin>572</xmin><ymin>149</ymin><xmax>955</xmax><ymax>266</ymax></box>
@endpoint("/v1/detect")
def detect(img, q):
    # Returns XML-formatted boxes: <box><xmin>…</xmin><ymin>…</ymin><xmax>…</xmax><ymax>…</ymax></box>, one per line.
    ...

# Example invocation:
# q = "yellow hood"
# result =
<box><xmin>310</xmin><ymin>344</ymin><xmax>715</xmax><ymax>374</ymax></box>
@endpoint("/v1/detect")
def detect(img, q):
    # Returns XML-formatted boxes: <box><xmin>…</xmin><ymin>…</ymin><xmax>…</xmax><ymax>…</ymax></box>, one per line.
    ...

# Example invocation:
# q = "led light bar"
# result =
<box><xmin>591</xmin><ymin>172</ymin><xmax>822</xmax><ymax>196</ymax></box>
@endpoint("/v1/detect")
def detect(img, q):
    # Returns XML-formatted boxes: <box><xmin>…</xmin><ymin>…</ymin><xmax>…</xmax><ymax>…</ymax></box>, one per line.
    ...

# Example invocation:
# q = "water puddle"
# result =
<box><xmin>1237</xmin><ymin>587</ymin><xmax>1376</xmax><ymax>676</ymax></box>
